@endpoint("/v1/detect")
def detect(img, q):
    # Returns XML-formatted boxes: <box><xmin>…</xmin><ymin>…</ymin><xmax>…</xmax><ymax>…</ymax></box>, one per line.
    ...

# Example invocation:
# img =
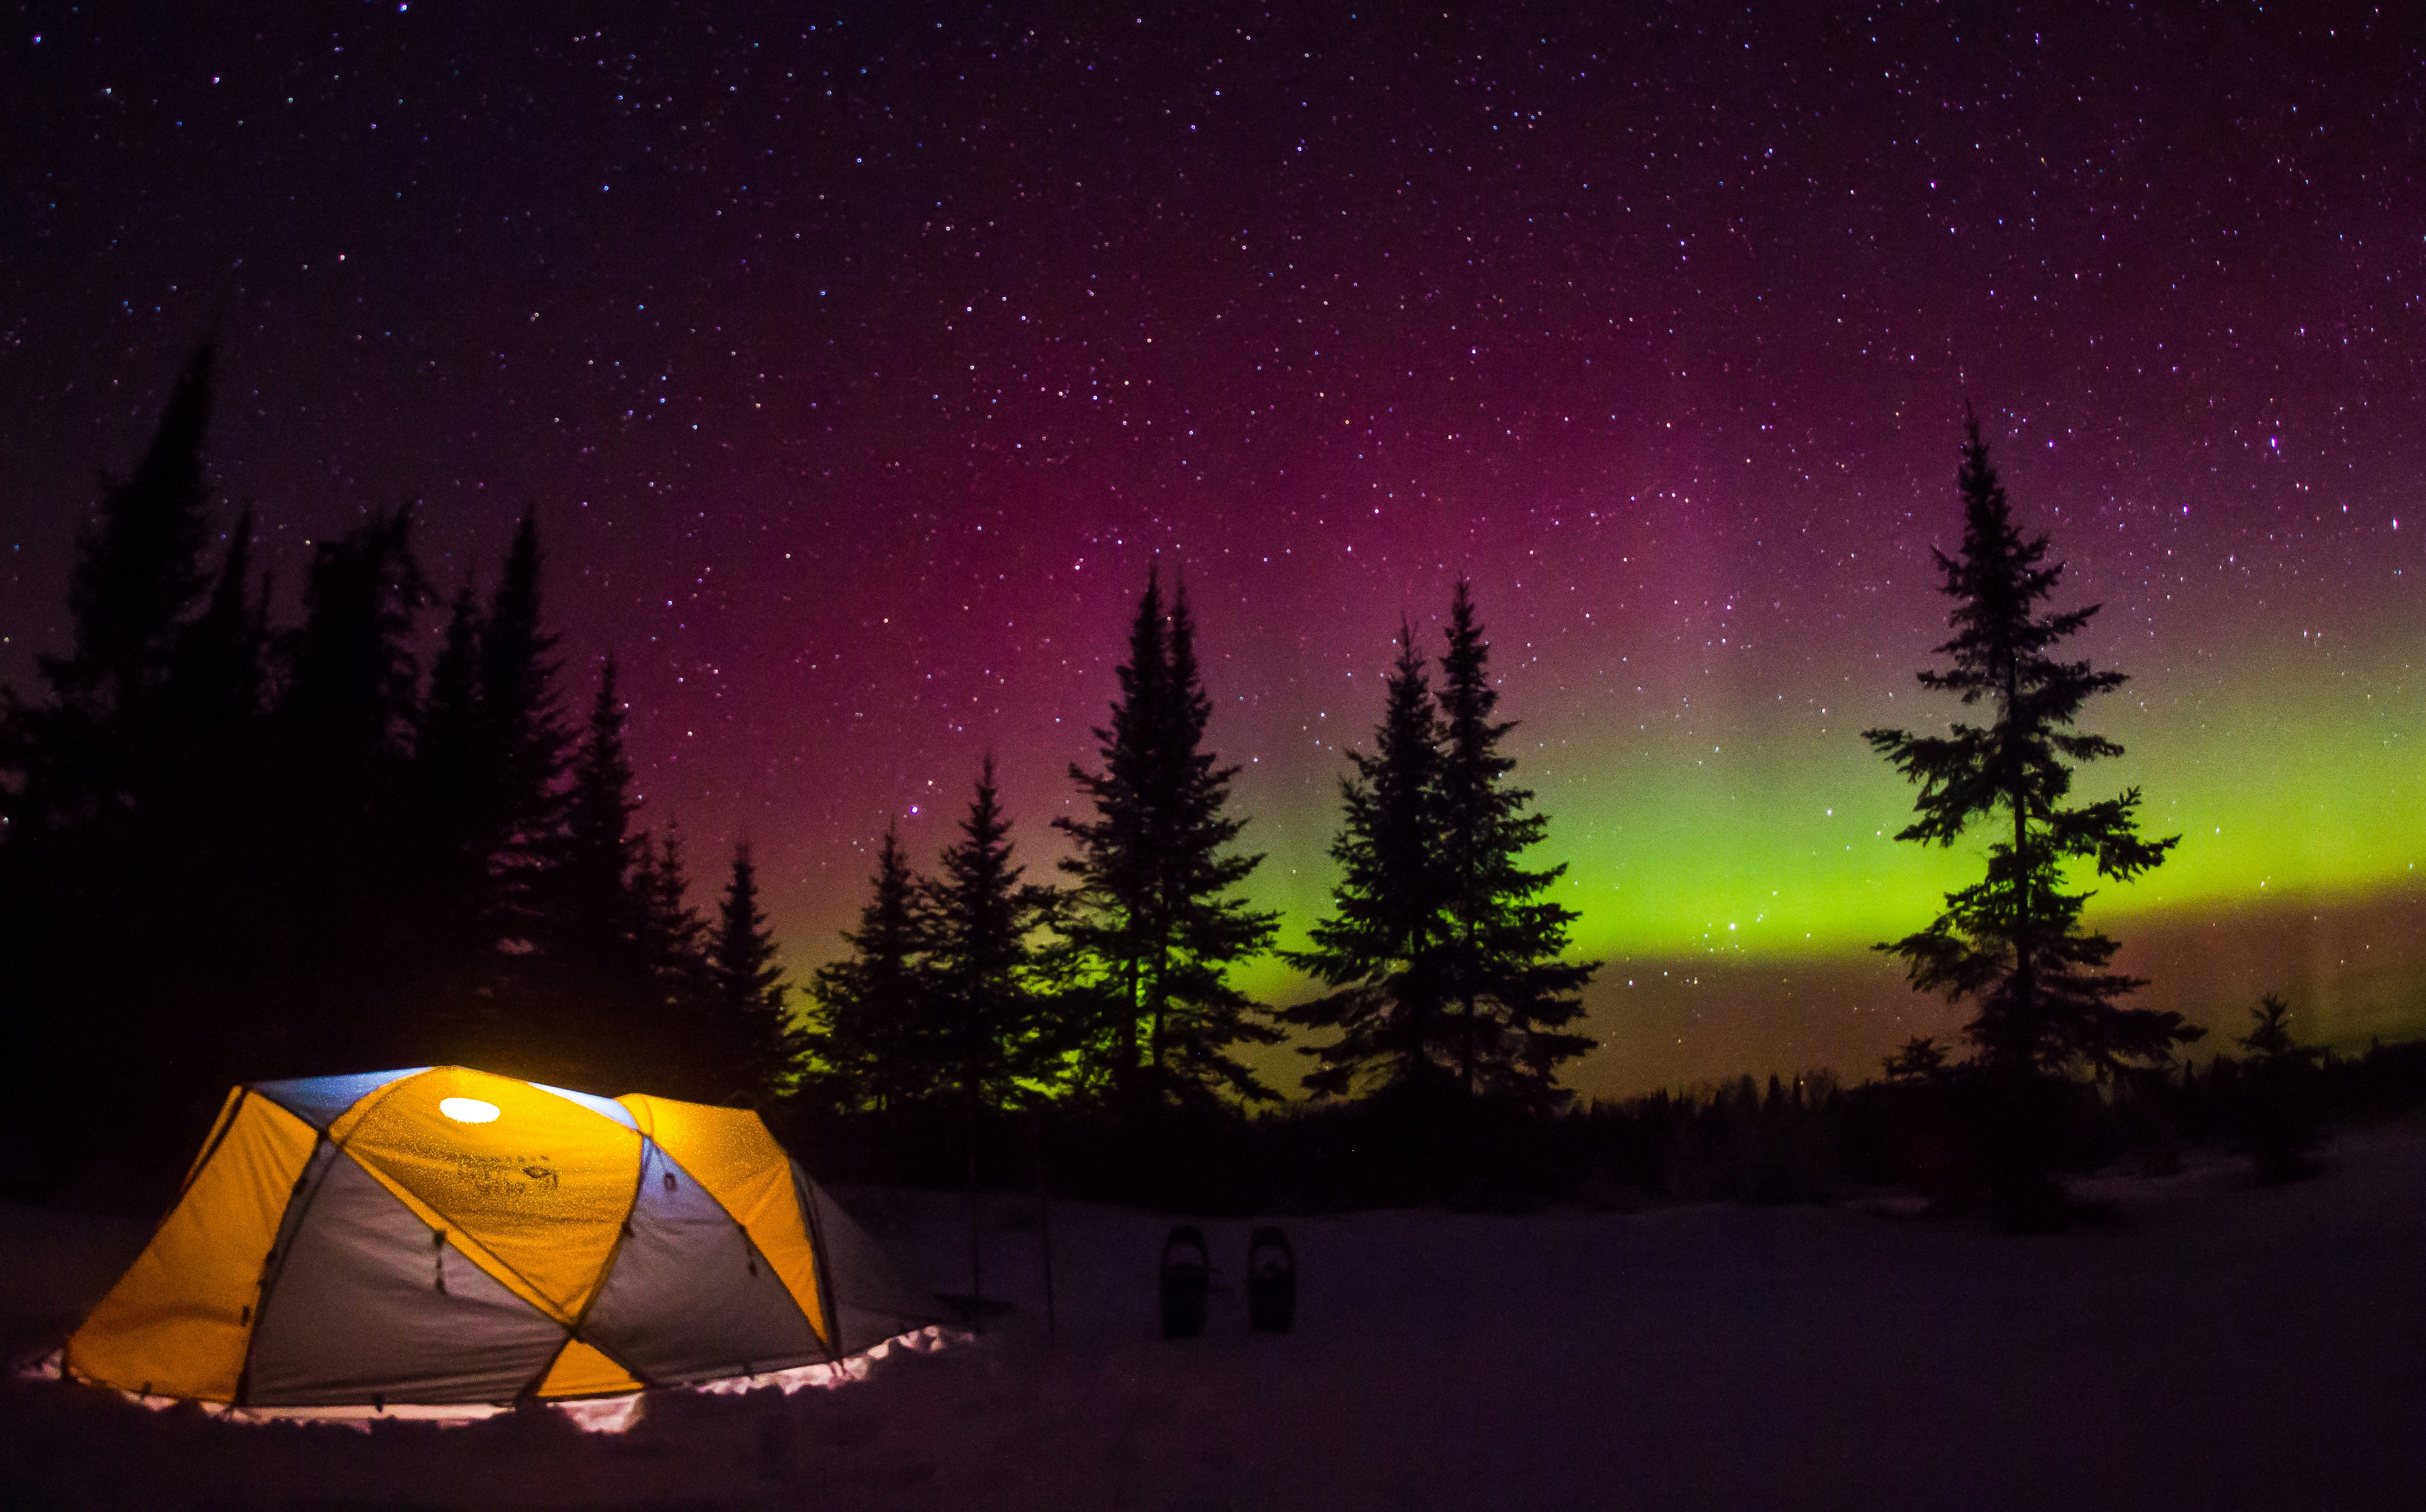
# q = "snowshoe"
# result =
<box><xmin>1159</xmin><ymin>1224</ymin><xmax>1210</xmax><ymax>1339</ymax></box>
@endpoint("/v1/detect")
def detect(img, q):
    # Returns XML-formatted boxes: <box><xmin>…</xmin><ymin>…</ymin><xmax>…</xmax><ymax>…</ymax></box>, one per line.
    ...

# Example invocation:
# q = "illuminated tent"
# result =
<box><xmin>65</xmin><ymin>1067</ymin><xmax>936</xmax><ymax>1407</ymax></box>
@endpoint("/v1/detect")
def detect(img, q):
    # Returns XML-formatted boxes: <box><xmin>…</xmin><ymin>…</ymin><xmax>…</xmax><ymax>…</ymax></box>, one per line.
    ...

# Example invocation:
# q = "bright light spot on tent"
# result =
<box><xmin>440</xmin><ymin>1098</ymin><xmax>501</xmax><ymax>1124</ymax></box>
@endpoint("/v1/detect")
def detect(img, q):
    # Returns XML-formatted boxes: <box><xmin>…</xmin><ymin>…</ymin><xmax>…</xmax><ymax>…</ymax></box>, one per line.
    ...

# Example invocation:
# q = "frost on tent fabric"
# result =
<box><xmin>53</xmin><ymin>1066</ymin><xmax>946</xmax><ymax>1428</ymax></box>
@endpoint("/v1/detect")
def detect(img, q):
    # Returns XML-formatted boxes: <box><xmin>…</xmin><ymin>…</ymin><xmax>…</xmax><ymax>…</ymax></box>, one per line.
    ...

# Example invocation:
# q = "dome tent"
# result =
<box><xmin>65</xmin><ymin>1066</ymin><xmax>937</xmax><ymax>1410</ymax></box>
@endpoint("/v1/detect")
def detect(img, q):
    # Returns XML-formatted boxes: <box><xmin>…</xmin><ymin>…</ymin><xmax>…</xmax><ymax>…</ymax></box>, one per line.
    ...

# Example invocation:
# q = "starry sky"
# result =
<box><xmin>4</xmin><ymin>3</ymin><xmax>2422</xmax><ymax>1098</ymax></box>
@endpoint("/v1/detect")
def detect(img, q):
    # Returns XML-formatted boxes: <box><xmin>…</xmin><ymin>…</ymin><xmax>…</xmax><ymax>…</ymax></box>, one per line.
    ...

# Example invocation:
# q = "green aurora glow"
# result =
<box><xmin>1220</xmin><ymin>638</ymin><xmax>2424</xmax><ymax>1099</ymax></box>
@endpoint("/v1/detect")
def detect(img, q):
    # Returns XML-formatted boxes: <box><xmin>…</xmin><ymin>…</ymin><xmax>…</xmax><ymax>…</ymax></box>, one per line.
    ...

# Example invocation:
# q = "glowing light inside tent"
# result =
<box><xmin>439</xmin><ymin>1098</ymin><xmax>501</xmax><ymax>1124</ymax></box>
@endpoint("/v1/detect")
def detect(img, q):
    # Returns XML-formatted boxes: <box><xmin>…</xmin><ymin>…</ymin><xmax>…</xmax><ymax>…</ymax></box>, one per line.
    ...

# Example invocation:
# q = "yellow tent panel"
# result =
<box><xmin>335</xmin><ymin>1066</ymin><xmax>641</xmax><ymax>1323</ymax></box>
<box><xmin>536</xmin><ymin>1338</ymin><xmax>643</xmax><ymax>1398</ymax></box>
<box><xmin>66</xmin><ymin>1093</ymin><xmax>319</xmax><ymax>1401</ymax></box>
<box><xmin>620</xmin><ymin>1094</ymin><xmax>829</xmax><ymax>1343</ymax></box>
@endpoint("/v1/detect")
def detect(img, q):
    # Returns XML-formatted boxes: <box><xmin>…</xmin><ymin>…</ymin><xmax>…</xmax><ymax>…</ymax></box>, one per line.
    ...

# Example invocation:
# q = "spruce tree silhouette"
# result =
<box><xmin>1866</xmin><ymin>411</ymin><xmax>2200</xmax><ymax>1215</ymax></box>
<box><xmin>1286</xmin><ymin>626</ymin><xmax>1452</xmax><ymax>1098</ymax></box>
<box><xmin>270</xmin><ymin>508</ymin><xmax>429</xmax><ymax>1072</ymax></box>
<box><xmin>708</xmin><ymin>842</ymin><xmax>800</xmax><ymax>1106</ymax></box>
<box><xmin>1</xmin><ymin>343</ymin><xmax>227</xmax><ymax>1155</ymax></box>
<box><xmin>554</xmin><ymin>659</ymin><xmax>644</xmax><ymax>959</ymax></box>
<box><xmin>478</xmin><ymin>509</ymin><xmax>571</xmax><ymax>963</ymax></box>
<box><xmin>634</xmin><ymin>824</ymin><xmax>715</xmax><ymax>1056</ymax></box>
<box><xmin>2237</xmin><ymin>993</ymin><xmax>2323</xmax><ymax>1182</ymax></box>
<box><xmin>1433</xmin><ymin>581</ymin><xmax>1597</xmax><ymax>1107</ymax></box>
<box><xmin>1057</xmin><ymin>565</ymin><xmax>1279</xmax><ymax>1108</ymax></box>
<box><xmin>158</xmin><ymin>508</ymin><xmax>278</xmax><ymax>1092</ymax></box>
<box><xmin>538</xmin><ymin>655</ymin><xmax>656</xmax><ymax>1090</ymax></box>
<box><xmin>46</xmin><ymin>344</ymin><xmax>217</xmax><ymax>724</ymax></box>
<box><xmin>924</xmin><ymin>756</ymin><xmax>1061</xmax><ymax>1112</ymax></box>
<box><xmin>805</xmin><ymin>822</ymin><xmax>936</xmax><ymax>1113</ymax></box>
<box><xmin>403</xmin><ymin>581</ymin><xmax>496</xmax><ymax>1017</ymax></box>
<box><xmin>169</xmin><ymin>505</ymin><xmax>269</xmax><ymax>746</ymax></box>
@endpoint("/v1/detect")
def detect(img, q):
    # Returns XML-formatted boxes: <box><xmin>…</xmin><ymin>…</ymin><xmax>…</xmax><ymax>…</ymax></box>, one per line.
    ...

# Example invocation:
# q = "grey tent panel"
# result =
<box><xmin>581</xmin><ymin>1140</ymin><xmax>825</xmax><ymax>1386</ymax></box>
<box><xmin>250</xmin><ymin>1068</ymin><xmax>429</xmax><ymax>1130</ymax></box>
<box><xmin>797</xmin><ymin>1165</ymin><xmax>944</xmax><ymax>1355</ymax></box>
<box><xmin>530</xmin><ymin>1081</ymin><xmax>637</xmax><ymax>1129</ymax></box>
<box><xmin>245</xmin><ymin>1151</ymin><xmax>567</xmax><ymax>1406</ymax></box>
<box><xmin>261</xmin><ymin>1137</ymin><xmax>342</xmax><ymax>1275</ymax></box>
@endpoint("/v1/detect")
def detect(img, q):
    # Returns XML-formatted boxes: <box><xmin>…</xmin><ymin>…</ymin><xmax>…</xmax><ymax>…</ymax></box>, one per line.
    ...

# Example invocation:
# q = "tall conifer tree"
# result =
<box><xmin>1</xmin><ymin>344</ymin><xmax>225</xmax><ymax>1130</ymax></box>
<box><xmin>636</xmin><ymin>825</ymin><xmax>711</xmax><ymax>1010</ymax></box>
<box><xmin>1057</xmin><ymin>566</ymin><xmax>1168</xmax><ymax>1090</ymax></box>
<box><xmin>1285</xmin><ymin>627</ymin><xmax>1451</xmax><ymax>1097</ymax></box>
<box><xmin>1433</xmin><ymin>581</ymin><xmax>1596</xmax><ymax>1105</ymax></box>
<box><xmin>805</xmin><ymin>823</ymin><xmax>935</xmax><ymax>1112</ymax></box>
<box><xmin>708</xmin><ymin>842</ymin><xmax>799</xmax><ymax>1105</ymax></box>
<box><xmin>47</xmin><ymin>344</ymin><xmax>217</xmax><ymax>720</ymax></box>
<box><xmin>555</xmin><ymin>655</ymin><xmax>644</xmax><ymax>963</ymax></box>
<box><xmin>270</xmin><ymin>508</ymin><xmax>429</xmax><ymax>1069</ymax></box>
<box><xmin>925</xmin><ymin>757</ymin><xmax>1059</xmax><ymax>1110</ymax></box>
<box><xmin>1866</xmin><ymin>413</ymin><xmax>2199</xmax><ymax>1083</ymax></box>
<box><xmin>478</xmin><ymin>509</ymin><xmax>570</xmax><ymax>952</ymax></box>
<box><xmin>1059</xmin><ymin>567</ymin><xmax>1280</xmax><ymax>1105</ymax></box>
<box><xmin>170</xmin><ymin>506</ymin><xmax>269</xmax><ymax>735</ymax></box>
<box><xmin>406</xmin><ymin>583</ymin><xmax>495</xmax><ymax>981</ymax></box>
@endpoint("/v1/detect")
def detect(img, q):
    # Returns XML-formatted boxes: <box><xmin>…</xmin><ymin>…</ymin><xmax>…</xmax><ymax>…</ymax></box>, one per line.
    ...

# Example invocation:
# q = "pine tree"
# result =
<box><xmin>1285</xmin><ymin>627</ymin><xmax>1452</xmax><ymax>1097</ymax></box>
<box><xmin>156</xmin><ymin>509</ymin><xmax>278</xmax><ymax>1081</ymax></box>
<box><xmin>636</xmin><ymin>825</ymin><xmax>711</xmax><ymax>1007</ymax></box>
<box><xmin>1865</xmin><ymin>412</ymin><xmax>2199</xmax><ymax>1085</ymax></box>
<box><xmin>170</xmin><ymin>506</ymin><xmax>269</xmax><ymax>736</ymax></box>
<box><xmin>0</xmin><ymin>344</ymin><xmax>226</xmax><ymax>1133</ymax></box>
<box><xmin>1056</xmin><ymin>565</ymin><xmax>1168</xmax><ymax>1091</ymax></box>
<box><xmin>554</xmin><ymin>654</ymin><xmax>645</xmax><ymax>964</ymax></box>
<box><xmin>4</xmin><ymin>344</ymin><xmax>219</xmax><ymax>846</ymax></box>
<box><xmin>270</xmin><ymin>509</ymin><xmax>430</xmax><ymax>1069</ymax></box>
<box><xmin>630</xmin><ymin>824</ymin><xmax>716</xmax><ymax>1092</ymax></box>
<box><xmin>277</xmin><ymin>509</ymin><xmax>427</xmax><ymax>786</ymax></box>
<box><xmin>1058</xmin><ymin>567</ymin><xmax>1280</xmax><ymax>1106</ymax></box>
<box><xmin>405</xmin><ymin>583</ymin><xmax>495</xmax><ymax>980</ymax></box>
<box><xmin>805</xmin><ymin>822</ymin><xmax>935</xmax><ymax>1112</ymax></box>
<box><xmin>925</xmin><ymin>757</ymin><xmax>1060</xmax><ymax>1111</ymax></box>
<box><xmin>1432</xmin><ymin>581</ymin><xmax>1596</xmax><ymax>1106</ymax></box>
<box><xmin>479</xmin><ymin>509</ymin><xmax>570</xmax><ymax>953</ymax></box>
<box><xmin>708</xmin><ymin>842</ymin><xmax>800</xmax><ymax>1105</ymax></box>
<box><xmin>46</xmin><ymin>344</ymin><xmax>217</xmax><ymax>720</ymax></box>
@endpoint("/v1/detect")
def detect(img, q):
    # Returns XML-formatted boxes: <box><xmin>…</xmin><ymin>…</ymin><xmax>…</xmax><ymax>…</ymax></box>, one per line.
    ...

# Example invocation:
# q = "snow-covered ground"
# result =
<box><xmin>5</xmin><ymin>1120</ymin><xmax>2424</xmax><ymax>1510</ymax></box>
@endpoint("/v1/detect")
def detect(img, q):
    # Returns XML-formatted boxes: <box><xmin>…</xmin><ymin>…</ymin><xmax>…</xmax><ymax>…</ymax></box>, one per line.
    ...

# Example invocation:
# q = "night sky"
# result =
<box><xmin>5</xmin><ymin>4</ymin><xmax>2421</xmax><ymax>1098</ymax></box>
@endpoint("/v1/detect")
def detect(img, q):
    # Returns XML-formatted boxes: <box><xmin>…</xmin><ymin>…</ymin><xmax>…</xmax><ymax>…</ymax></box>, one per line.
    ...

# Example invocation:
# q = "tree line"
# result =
<box><xmin>0</xmin><ymin>348</ymin><xmax>795</xmax><ymax>1176</ymax></box>
<box><xmin>9</xmin><ymin>348</ymin><xmax>2266</xmax><ymax>1217</ymax></box>
<box><xmin>0</xmin><ymin>347</ymin><xmax>1602</xmax><ymax>1183</ymax></box>
<box><xmin>798</xmin><ymin>567</ymin><xmax>1600</xmax><ymax>1125</ymax></box>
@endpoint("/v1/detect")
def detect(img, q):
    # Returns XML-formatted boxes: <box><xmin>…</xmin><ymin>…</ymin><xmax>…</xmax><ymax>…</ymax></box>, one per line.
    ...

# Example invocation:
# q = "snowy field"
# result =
<box><xmin>5</xmin><ymin>1120</ymin><xmax>2424</xmax><ymax>1511</ymax></box>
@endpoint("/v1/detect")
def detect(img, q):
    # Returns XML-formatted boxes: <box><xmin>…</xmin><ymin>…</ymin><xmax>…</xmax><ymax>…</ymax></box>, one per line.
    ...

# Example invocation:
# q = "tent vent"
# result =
<box><xmin>663</xmin><ymin>1172</ymin><xmax>677</xmax><ymax>1194</ymax></box>
<box><xmin>239</xmin><ymin>1304</ymin><xmax>250</xmax><ymax>1325</ymax></box>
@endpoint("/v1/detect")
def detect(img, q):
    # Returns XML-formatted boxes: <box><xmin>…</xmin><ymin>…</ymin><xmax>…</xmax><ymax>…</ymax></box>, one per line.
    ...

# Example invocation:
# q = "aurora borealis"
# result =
<box><xmin>3</xmin><ymin>5</ymin><xmax>2420</xmax><ymax>1098</ymax></box>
